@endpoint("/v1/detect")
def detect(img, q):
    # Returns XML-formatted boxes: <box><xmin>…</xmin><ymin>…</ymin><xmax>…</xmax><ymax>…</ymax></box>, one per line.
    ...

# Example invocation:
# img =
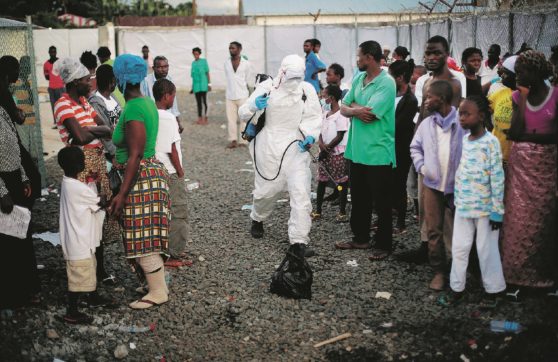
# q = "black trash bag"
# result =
<box><xmin>270</xmin><ymin>251</ymin><xmax>313</xmax><ymax>300</ymax></box>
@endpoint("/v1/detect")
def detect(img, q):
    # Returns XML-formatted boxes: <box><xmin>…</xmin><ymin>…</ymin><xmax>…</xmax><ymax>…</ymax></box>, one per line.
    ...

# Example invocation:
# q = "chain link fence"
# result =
<box><xmin>394</xmin><ymin>2</ymin><xmax>558</xmax><ymax>62</ymax></box>
<box><xmin>0</xmin><ymin>18</ymin><xmax>46</xmax><ymax>187</ymax></box>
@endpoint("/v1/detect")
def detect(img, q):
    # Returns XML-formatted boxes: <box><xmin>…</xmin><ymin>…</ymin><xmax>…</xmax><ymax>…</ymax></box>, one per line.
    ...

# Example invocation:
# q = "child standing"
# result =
<box><xmin>311</xmin><ymin>85</ymin><xmax>350</xmax><ymax>222</ymax></box>
<box><xmin>58</xmin><ymin>147</ymin><xmax>108</xmax><ymax>324</ymax></box>
<box><xmin>439</xmin><ymin>95</ymin><xmax>506</xmax><ymax>307</ymax></box>
<box><xmin>410</xmin><ymin>80</ymin><xmax>465</xmax><ymax>291</ymax></box>
<box><xmin>153</xmin><ymin>79</ymin><xmax>190</xmax><ymax>267</ymax></box>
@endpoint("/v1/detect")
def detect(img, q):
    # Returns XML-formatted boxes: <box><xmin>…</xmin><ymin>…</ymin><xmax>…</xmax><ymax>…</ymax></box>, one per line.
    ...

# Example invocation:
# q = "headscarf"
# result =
<box><xmin>52</xmin><ymin>57</ymin><xmax>90</xmax><ymax>84</ymax></box>
<box><xmin>516</xmin><ymin>50</ymin><xmax>554</xmax><ymax>81</ymax></box>
<box><xmin>113</xmin><ymin>54</ymin><xmax>147</xmax><ymax>94</ymax></box>
<box><xmin>447</xmin><ymin>57</ymin><xmax>461</xmax><ymax>72</ymax></box>
<box><xmin>502</xmin><ymin>55</ymin><xmax>518</xmax><ymax>74</ymax></box>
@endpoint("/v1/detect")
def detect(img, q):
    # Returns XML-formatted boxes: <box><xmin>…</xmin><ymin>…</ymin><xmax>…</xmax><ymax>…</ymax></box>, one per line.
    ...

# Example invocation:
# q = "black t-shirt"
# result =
<box><xmin>466</xmin><ymin>76</ymin><xmax>483</xmax><ymax>97</ymax></box>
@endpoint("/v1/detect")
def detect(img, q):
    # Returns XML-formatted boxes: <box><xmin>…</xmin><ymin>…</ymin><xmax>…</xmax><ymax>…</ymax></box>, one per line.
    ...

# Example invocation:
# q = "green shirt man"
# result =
<box><xmin>343</xmin><ymin>69</ymin><xmax>396</xmax><ymax>166</ymax></box>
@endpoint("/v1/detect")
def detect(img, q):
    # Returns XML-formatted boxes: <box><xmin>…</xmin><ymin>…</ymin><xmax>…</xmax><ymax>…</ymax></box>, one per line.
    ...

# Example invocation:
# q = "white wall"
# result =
<box><xmin>117</xmin><ymin>26</ymin><xmax>265</xmax><ymax>90</ymax></box>
<box><xmin>33</xmin><ymin>28</ymin><xmax>99</xmax><ymax>88</ymax></box>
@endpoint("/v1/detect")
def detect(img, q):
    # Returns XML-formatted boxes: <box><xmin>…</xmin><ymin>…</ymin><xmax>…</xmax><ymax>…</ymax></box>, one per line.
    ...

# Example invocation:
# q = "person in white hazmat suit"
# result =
<box><xmin>238</xmin><ymin>54</ymin><xmax>322</xmax><ymax>260</ymax></box>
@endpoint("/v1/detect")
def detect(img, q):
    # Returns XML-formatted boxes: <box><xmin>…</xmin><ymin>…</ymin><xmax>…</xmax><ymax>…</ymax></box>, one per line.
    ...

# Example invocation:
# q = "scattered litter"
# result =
<box><xmin>347</xmin><ymin>194</ymin><xmax>352</xmax><ymax>202</ymax></box>
<box><xmin>310</xmin><ymin>192</ymin><xmax>317</xmax><ymax>200</ymax></box>
<box><xmin>198</xmin><ymin>255</ymin><xmax>206</xmax><ymax>262</ymax></box>
<box><xmin>237</xmin><ymin>169</ymin><xmax>254</xmax><ymax>173</ymax></box>
<box><xmin>46</xmin><ymin>329</ymin><xmax>59</xmax><ymax>339</ymax></box>
<box><xmin>245</xmin><ymin>161</ymin><xmax>253</xmax><ymax>165</ymax></box>
<box><xmin>346</xmin><ymin>260</ymin><xmax>359</xmax><ymax>267</ymax></box>
<box><xmin>243</xmin><ymin>336</ymin><xmax>250</xmax><ymax>342</ymax></box>
<box><xmin>362</xmin><ymin>329</ymin><xmax>373</xmax><ymax>334</ymax></box>
<box><xmin>118</xmin><ymin>325</ymin><xmax>151</xmax><ymax>333</ymax></box>
<box><xmin>314</xmin><ymin>332</ymin><xmax>352</xmax><ymax>348</ymax></box>
<box><xmin>33</xmin><ymin>232</ymin><xmax>60</xmax><ymax>246</ymax></box>
<box><xmin>129</xmin><ymin>342</ymin><xmax>136</xmax><ymax>350</ymax></box>
<box><xmin>37</xmin><ymin>264</ymin><xmax>45</xmax><ymax>270</ymax></box>
<box><xmin>346</xmin><ymin>346</ymin><xmax>352</xmax><ymax>352</ymax></box>
<box><xmin>186</xmin><ymin>181</ymin><xmax>200</xmax><ymax>191</ymax></box>
<box><xmin>51</xmin><ymin>189</ymin><xmax>58</xmax><ymax>195</ymax></box>
<box><xmin>375</xmin><ymin>291</ymin><xmax>392</xmax><ymax>300</ymax></box>
<box><xmin>215</xmin><ymin>100</ymin><xmax>224</xmax><ymax>105</ymax></box>
<box><xmin>504</xmin><ymin>336</ymin><xmax>513</xmax><ymax>342</ymax></box>
<box><xmin>490</xmin><ymin>320</ymin><xmax>523</xmax><ymax>334</ymax></box>
<box><xmin>53</xmin><ymin>359</ymin><xmax>65</xmax><ymax>362</ymax></box>
<box><xmin>39</xmin><ymin>198</ymin><xmax>47</xmax><ymax>202</ymax></box>
<box><xmin>241</xmin><ymin>204</ymin><xmax>253</xmax><ymax>211</ymax></box>
<box><xmin>226</xmin><ymin>295</ymin><xmax>236</xmax><ymax>302</ymax></box>
<box><xmin>0</xmin><ymin>309</ymin><xmax>13</xmax><ymax>320</ymax></box>
<box><xmin>467</xmin><ymin>339</ymin><xmax>478</xmax><ymax>350</ymax></box>
<box><xmin>184</xmin><ymin>178</ymin><xmax>190</xmax><ymax>182</ymax></box>
<box><xmin>470</xmin><ymin>310</ymin><xmax>481</xmax><ymax>319</ymax></box>
<box><xmin>114</xmin><ymin>344</ymin><xmax>128</xmax><ymax>359</ymax></box>
<box><xmin>459</xmin><ymin>354</ymin><xmax>470</xmax><ymax>362</ymax></box>
<box><xmin>380</xmin><ymin>322</ymin><xmax>393</xmax><ymax>328</ymax></box>
<box><xmin>220</xmin><ymin>124</ymin><xmax>226</xmax><ymax>129</ymax></box>
<box><xmin>276</xmin><ymin>199</ymin><xmax>289</xmax><ymax>203</ymax></box>
<box><xmin>41</xmin><ymin>188</ymin><xmax>49</xmax><ymax>196</ymax></box>
<box><xmin>547</xmin><ymin>290</ymin><xmax>558</xmax><ymax>297</ymax></box>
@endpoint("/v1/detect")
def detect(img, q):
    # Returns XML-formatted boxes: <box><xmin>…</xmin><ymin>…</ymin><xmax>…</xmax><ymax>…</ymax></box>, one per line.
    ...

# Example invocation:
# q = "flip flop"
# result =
<box><xmin>63</xmin><ymin>312</ymin><xmax>93</xmax><ymax>324</ymax></box>
<box><xmin>164</xmin><ymin>259</ymin><xmax>191</xmax><ymax>268</ymax></box>
<box><xmin>129</xmin><ymin>298</ymin><xmax>164</xmax><ymax>310</ymax></box>
<box><xmin>368</xmin><ymin>248</ymin><xmax>391</xmax><ymax>261</ymax></box>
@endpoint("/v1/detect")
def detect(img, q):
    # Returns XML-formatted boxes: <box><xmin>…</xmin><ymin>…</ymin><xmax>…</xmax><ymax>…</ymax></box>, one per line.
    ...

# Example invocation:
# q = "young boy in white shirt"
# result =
<box><xmin>58</xmin><ymin>147</ymin><xmax>109</xmax><ymax>324</ymax></box>
<box><xmin>153</xmin><ymin>79</ymin><xmax>190</xmax><ymax>268</ymax></box>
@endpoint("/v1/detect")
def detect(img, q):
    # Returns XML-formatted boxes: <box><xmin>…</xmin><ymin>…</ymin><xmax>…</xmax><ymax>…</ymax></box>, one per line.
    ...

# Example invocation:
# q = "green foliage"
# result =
<box><xmin>2</xmin><ymin>0</ymin><xmax>194</xmax><ymax>27</ymax></box>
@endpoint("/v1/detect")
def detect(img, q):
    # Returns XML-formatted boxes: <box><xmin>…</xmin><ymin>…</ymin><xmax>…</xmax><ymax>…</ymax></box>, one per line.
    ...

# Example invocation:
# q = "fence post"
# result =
<box><xmin>534</xmin><ymin>12</ymin><xmax>547</xmax><ymax>50</ymax></box>
<box><xmin>25</xmin><ymin>15</ymin><xmax>46</xmax><ymax>187</ymax></box>
<box><xmin>508</xmin><ymin>11</ymin><xmax>514</xmax><ymax>54</ymax></box>
<box><xmin>472</xmin><ymin>10</ymin><xmax>477</xmax><ymax>48</ymax></box>
<box><xmin>263</xmin><ymin>17</ymin><xmax>268</xmax><ymax>75</ymax></box>
<box><xmin>448</xmin><ymin>16</ymin><xmax>453</xmax><ymax>58</ymax></box>
<box><xmin>396</xmin><ymin>14</ymin><xmax>400</xmax><ymax>46</ymax></box>
<box><xmin>203</xmin><ymin>18</ymin><xmax>207</xmax><ymax>63</ymax></box>
<box><xmin>354</xmin><ymin>14</ymin><xmax>359</xmax><ymax>49</ymax></box>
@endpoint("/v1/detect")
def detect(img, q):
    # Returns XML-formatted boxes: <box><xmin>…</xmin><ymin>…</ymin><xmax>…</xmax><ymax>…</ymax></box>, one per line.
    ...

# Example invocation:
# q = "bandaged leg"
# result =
<box><xmin>130</xmin><ymin>254</ymin><xmax>168</xmax><ymax>309</ymax></box>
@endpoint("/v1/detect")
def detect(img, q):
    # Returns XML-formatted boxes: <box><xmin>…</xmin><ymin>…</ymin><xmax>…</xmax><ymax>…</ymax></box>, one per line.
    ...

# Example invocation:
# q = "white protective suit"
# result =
<box><xmin>238</xmin><ymin>55</ymin><xmax>322</xmax><ymax>245</ymax></box>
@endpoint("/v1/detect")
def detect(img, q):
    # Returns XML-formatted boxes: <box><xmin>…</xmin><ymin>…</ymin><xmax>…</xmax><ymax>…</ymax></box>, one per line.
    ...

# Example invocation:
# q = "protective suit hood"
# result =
<box><xmin>274</xmin><ymin>54</ymin><xmax>305</xmax><ymax>90</ymax></box>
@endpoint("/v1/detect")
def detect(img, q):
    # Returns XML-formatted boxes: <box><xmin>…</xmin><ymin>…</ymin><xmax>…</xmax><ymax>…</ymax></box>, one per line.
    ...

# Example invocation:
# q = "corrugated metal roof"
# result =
<box><xmin>0</xmin><ymin>18</ymin><xmax>29</xmax><ymax>28</ymax></box>
<box><xmin>242</xmin><ymin>0</ymin><xmax>422</xmax><ymax>16</ymax></box>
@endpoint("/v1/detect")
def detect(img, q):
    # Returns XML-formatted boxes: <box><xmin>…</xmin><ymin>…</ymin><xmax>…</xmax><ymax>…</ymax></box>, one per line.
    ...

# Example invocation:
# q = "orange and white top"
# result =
<box><xmin>54</xmin><ymin>93</ymin><xmax>101</xmax><ymax>149</ymax></box>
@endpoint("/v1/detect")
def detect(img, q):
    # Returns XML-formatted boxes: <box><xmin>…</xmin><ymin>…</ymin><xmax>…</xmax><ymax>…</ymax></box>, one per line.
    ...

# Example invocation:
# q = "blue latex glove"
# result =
<box><xmin>255</xmin><ymin>94</ymin><xmax>268</xmax><ymax>110</ymax></box>
<box><xmin>490</xmin><ymin>77</ymin><xmax>501</xmax><ymax>84</ymax></box>
<box><xmin>298</xmin><ymin>136</ymin><xmax>315</xmax><ymax>152</ymax></box>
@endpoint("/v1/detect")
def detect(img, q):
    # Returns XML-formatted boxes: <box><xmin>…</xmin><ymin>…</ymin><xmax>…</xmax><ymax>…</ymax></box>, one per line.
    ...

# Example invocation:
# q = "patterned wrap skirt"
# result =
<box><xmin>78</xmin><ymin>147</ymin><xmax>121</xmax><ymax>243</ymax></box>
<box><xmin>317</xmin><ymin>153</ymin><xmax>349</xmax><ymax>184</ymax></box>
<box><xmin>501</xmin><ymin>142</ymin><xmax>557</xmax><ymax>288</ymax></box>
<box><xmin>121</xmin><ymin>157</ymin><xmax>170</xmax><ymax>259</ymax></box>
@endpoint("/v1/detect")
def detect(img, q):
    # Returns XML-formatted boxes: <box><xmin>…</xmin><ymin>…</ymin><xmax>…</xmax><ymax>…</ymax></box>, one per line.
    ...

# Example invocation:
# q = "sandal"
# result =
<box><xmin>310</xmin><ymin>211</ymin><xmax>321</xmax><ymax>221</ymax></box>
<box><xmin>335</xmin><ymin>213</ymin><xmax>348</xmax><ymax>223</ymax></box>
<box><xmin>129</xmin><ymin>298</ymin><xmax>166</xmax><ymax>310</ymax></box>
<box><xmin>64</xmin><ymin>311</ymin><xmax>93</xmax><ymax>324</ymax></box>
<box><xmin>437</xmin><ymin>291</ymin><xmax>464</xmax><ymax>307</ymax></box>
<box><xmin>479</xmin><ymin>293</ymin><xmax>499</xmax><ymax>309</ymax></box>
<box><xmin>368</xmin><ymin>248</ymin><xmax>391</xmax><ymax>261</ymax></box>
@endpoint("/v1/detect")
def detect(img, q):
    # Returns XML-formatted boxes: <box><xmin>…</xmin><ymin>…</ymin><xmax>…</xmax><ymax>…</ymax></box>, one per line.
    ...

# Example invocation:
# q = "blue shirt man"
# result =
<box><xmin>303</xmin><ymin>39</ymin><xmax>326</xmax><ymax>93</ymax></box>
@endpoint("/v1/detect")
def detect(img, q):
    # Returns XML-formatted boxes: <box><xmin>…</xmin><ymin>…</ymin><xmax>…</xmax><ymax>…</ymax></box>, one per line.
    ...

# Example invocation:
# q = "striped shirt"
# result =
<box><xmin>54</xmin><ymin>93</ymin><xmax>101</xmax><ymax>148</ymax></box>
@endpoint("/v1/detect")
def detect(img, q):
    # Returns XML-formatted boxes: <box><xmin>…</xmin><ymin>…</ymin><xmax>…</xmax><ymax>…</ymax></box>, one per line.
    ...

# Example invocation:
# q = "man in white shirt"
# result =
<box><xmin>224</xmin><ymin>41</ymin><xmax>253</xmax><ymax>149</ymax></box>
<box><xmin>153</xmin><ymin>79</ymin><xmax>190</xmax><ymax>268</ymax></box>
<box><xmin>141</xmin><ymin>56</ymin><xmax>183</xmax><ymax>133</ymax></box>
<box><xmin>479</xmin><ymin>44</ymin><xmax>501</xmax><ymax>86</ymax></box>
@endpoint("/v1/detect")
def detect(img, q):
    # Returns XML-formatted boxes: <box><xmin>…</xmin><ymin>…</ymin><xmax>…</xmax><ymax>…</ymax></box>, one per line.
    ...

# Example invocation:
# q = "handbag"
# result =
<box><xmin>108</xmin><ymin>167</ymin><xmax>122</xmax><ymax>195</ymax></box>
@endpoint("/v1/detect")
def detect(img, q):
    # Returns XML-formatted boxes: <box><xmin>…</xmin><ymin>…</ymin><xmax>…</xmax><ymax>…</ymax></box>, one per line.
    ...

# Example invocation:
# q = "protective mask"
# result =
<box><xmin>320</xmin><ymin>98</ymin><xmax>331</xmax><ymax>112</ymax></box>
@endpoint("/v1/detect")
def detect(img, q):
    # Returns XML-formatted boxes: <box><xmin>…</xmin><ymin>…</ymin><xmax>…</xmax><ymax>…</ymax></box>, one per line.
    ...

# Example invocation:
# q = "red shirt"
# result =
<box><xmin>54</xmin><ymin>93</ymin><xmax>101</xmax><ymax>149</ymax></box>
<box><xmin>43</xmin><ymin>60</ymin><xmax>65</xmax><ymax>89</ymax></box>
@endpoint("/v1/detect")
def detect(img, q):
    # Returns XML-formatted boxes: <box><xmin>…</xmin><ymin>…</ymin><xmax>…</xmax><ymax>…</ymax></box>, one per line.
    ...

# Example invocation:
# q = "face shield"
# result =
<box><xmin>274</xmin><ymin>55</ymin><xmax>305</xmax><ymax>91</ymax></box>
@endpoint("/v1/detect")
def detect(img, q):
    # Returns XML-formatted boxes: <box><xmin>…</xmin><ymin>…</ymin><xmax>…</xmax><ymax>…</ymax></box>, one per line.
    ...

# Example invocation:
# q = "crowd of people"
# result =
<box><xmin>0</xmin><ymin>33</ymin><xmax>557</xmax><ymax>321</ymax></box>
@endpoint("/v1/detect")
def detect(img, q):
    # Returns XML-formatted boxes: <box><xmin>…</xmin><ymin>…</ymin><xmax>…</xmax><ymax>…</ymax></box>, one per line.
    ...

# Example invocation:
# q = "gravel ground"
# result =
<box><xmin>1</xmin><ymin>90</ymin><xmax>557</xmax><ymax>361</ymax></box>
